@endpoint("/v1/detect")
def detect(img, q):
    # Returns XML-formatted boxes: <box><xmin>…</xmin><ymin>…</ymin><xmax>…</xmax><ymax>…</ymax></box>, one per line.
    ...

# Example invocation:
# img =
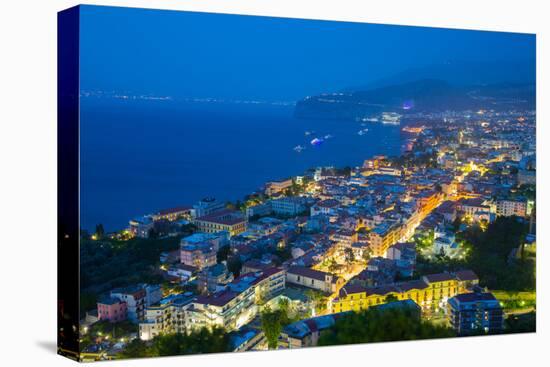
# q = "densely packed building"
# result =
<box><xmin>94</xmin><ymin>108</ymin><xmax>534</xmax><ymax>349</ymax></box>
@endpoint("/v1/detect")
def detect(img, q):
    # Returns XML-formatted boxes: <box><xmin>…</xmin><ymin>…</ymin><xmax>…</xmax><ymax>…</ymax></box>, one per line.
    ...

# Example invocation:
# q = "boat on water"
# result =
<box><xmin>310</xmin><ymin>137</ymin><xmax>324</xmax><ymax>146</ymax></box>
<box><xmin>381</xmin><ymin>112</ymin><xmax>401</xmax><ymax>125</ymax></box>
<box><xmin>293</xmin><ymin>145</ymin><xmax>306</xmax><ymax>152</ymax></box>
<box><xmin>357</xmin><ymin>128</ymin><xmax>369</xmax><ymax>135</ymax></box>
<box><xmin>324</xmin><ymin>134</ymin><xmax>333</xmax><ymax>139</ymax></box>
<box><xmin>360</xmin><ymin>117</ymin><xmax>379</xmax><ymax>122</ymax></box>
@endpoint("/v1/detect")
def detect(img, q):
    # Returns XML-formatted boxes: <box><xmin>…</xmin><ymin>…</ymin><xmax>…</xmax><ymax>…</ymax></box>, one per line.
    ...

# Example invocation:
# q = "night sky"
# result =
<box><xmin>79</xmin><ymin>5</ymin><xmax>536</xmax><ymax>101</ymax></box>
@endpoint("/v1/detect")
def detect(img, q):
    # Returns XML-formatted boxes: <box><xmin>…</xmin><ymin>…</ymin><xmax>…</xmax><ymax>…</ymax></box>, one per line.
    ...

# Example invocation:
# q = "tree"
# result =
<box><xmin>415</xmin><ymin>229</ymin><xmax>434</xmax><ymax>251</ymax></box>
<box><xmin>227</xmin><ymin>256</ymin><xmax>242</xmax><ymax>277</ymax></box>
<box><xmin>260</xmin><ymin>306</ymin><xmax>290</xmax><ymax>349</ymax></box>
<box><xmin>362</xmin><ymin>247</ymin><xmax>373</xmax><ymax>263</ymax></box>
<box><xmin>95</xmin><ymin>224</ymin><xmax>105</xmax><ymax>239</ymax></box>
<box><xmin>278</xmin><ymin>297</ymin><xmax>290</xmax><ymax>314</ymax></box>
<box><xmin>305</xmin><ymin>289</ymin><xmax>327</xmax><ymax>314</ymax></box>
<box><xmin>216</xmin><ymin>245</ymin><xmax>231</xmax><ymax>263</ymax></box>
<box><xmin>344</xmin><ymin>247</ymin><xmax>355</xmax><ymax>264</ymax></box>
<box><xmin>328</xmin><ymin>258</ymin><xmax>339</xmax><ymax>273</ymax></box>
<box><xmin>235</xmin><ymin>200</ymin><xmax>243</xmax><ymax>211</ymax></box>
<box><xmin>80</xmin><ymin>292</ymin><xmax>97</xmax><ymax>316</ymax></box>
<box><xmin>275</xmin><ymin>245</ymin><xmax>292</xmax><ymax>263</ymax></box>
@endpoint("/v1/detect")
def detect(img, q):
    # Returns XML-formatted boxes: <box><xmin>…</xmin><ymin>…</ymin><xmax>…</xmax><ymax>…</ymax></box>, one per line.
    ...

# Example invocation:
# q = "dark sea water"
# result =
<box><xmin>80</xmin><ymin>98</ymin><xmax>401</xmax><ymax>232</ymax></box>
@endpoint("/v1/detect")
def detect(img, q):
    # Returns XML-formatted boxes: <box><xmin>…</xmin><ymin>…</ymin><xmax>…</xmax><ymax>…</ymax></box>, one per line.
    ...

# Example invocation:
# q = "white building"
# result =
<box><xmin>245</xmin><ymin>202</ymin><xmax>272</xmax><ymax>218</ymax></box>
<box><xmin>181</xmin><ymin>232</ymin><xmax>229</xmax><ymax>253</ymax></box>
<box><xmin>192</xmin><ymin>197</ymin><xmax>225</xmax><ymax>219</ymax></box>
<box><xmin>139</xmin><ymin>268</ymin><xmax>285</xmax><ymax>340</ymax></box>
<box><xmin>496</xmin><ymin>199</ymin><xmax>527</xmax><ymax>218</ymax></box>
<box><xmin>271</xmin><ymin>197</ymin><xmax>306</xmax><ymax>216</ymax></box>
<box><xmin>139</xmin><ymin>293</ymin><xmax>195</xmax><ymax>340</ymax></box>
<box><xmin>129</xmin><ymin>216</ymin><xmax>154</xmax><ymax>238</ymax></box>
<box><xmin>286</xmin><ymin>266</ymin><xmax>343</xmax><ymax>294</ymax></box>
<box><xmin>111</xmin><ymin>285</ymin><xmax>146</xmax><ymax>322</ymax></box>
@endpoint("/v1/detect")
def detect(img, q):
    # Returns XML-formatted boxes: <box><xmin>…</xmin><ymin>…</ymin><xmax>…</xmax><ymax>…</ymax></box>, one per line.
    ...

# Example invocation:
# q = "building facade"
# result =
<box><xmin>110</xmin><ymin>285</ymin><xmax>147</xmax><ymax>322</ymax></box>
<box><xmin>192</xmin><ymin>197</ymin><xmax>226</xmax><ymax>219</ymax></box>
<box><xmin>368</xmin><ymin>221</ymin><xmax>402</xmax><ymax>257</ymax></box>
<box><xmin>331</xmin><ymin>271</ymin><xmax>478</xmax><ymax>314</ymax></box>
<box><xmin>496</xmin><ymin>198</ymin><xmax>527</xmax><ymax>218</ymax></box>
<box><xmin>180</xmin><ymin>243</ymin><xmax>217</xmax><ymax>270</ymax></box>
<box><xmin>97</xmin><ymin>298</ymin><xmax>127</xmax><ymax>323</ymax></box>
<box><xmin>447</xmin><ymin>292</ymin><xmax>504</xmax><ymax>335</ymax></box>
<box><xmin>286</xmin><ymin>266</ymin><xmax>343</xmax><ymax>294</ymax></box>
<box><xmin>193</xmin><ymin>210</ymin><xmax>247</xmax><ymax>237</ymax></box>
<box><xmin>152</xmin><ymin>206</ymin><xmax>192</xmax><ymax>222</ymax></box>
<box><xmin>128</xmin><ymin>216</ymin><xmax>154</xmax><ymax>238</ymax></box>
<box><xmin>265</xmin><ymin>179</ymin><xmax>293</xmax><ymax>196</ymax></box>
<box><xmin>271</xmin><ymin>197</ymin><xmax>307</xmax><ymax>216</ymax></box>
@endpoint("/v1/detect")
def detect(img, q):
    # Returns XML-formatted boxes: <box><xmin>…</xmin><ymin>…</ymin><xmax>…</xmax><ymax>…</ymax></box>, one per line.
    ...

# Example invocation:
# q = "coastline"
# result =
<box><xmin>80</xmin><ymin>99</ymin><xmax>401</xmax><ymax>232</ymax></box>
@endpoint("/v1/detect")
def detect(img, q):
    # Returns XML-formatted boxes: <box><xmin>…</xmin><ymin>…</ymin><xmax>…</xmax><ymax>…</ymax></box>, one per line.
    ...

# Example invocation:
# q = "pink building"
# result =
<box><xmin>97</xmin><ymin>297</ymin><xmax>127</xmax><ymax>323</ymax></box>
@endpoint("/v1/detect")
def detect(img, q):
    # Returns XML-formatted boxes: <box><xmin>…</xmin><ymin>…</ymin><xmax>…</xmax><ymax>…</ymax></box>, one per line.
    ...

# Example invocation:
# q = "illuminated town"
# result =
<box><xmin>76</xmin><ymin>107</ymin><xmax>536</xmax><ymax>361</ymax></box>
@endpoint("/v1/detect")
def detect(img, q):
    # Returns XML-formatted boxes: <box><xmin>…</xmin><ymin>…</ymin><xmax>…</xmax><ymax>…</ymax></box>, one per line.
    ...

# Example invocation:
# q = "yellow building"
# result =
<box><xmin>368</xmin><ymin>221</ymin><xmax>402</xmax><ymax>257</ymax></box>
<box><xmin>330</xmin><ymin>271</ymin><xmax>477</xmax><ymax>314</ymax></box>
<box><xmin>265</xmin><ymin>178</ymin><xmax>293</xmax><ymax>196</ymax></box>
<box><xmin>193</xmin><ymin>209</ymin><xmax>247</xmax><ymax>237</ymax></box>
<box><xmin>416</xmin><ymin>190</ymin><xmax>443</xmax><ymax>218</ymax></box>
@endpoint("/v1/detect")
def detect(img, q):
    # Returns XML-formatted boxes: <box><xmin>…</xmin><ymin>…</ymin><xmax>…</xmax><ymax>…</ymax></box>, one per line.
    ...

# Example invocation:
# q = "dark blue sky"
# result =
<box><xmin>79</xmin><ymin>5</ymin><xmax>535</xmax><ymax>101</ymax></box>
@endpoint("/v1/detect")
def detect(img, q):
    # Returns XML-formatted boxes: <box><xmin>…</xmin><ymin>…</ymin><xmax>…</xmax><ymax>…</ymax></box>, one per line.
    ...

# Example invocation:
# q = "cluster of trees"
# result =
<box><xmin>416</xmin><ymin>217</ymin><xmax>534</xmax><ymax>292</ymax></box>
<box><xmin>505</xmin><ymin>312</ymin><xmax>536</xmax><ymax>334</ymax></box>
<box><xmin>273</xmin><ymin>245</ymin><xmax>293</xmax><ymax>263</ymax></box>
<box><xmin>458</xmin><ymin>216</ymin><xmax>534</xmax><ymax>291</ymax></box>
<box><xmin>318</xmin><ymin>307</ymin><xmax>455</xmax><ymax>346</ymax></box>
<box><xmin>343</xmin><ymin>247</ymin><xmax>355</xmax><ymax>264</ymax></box>
<box><xmin>216</xmin><ymin>245</ymin><xmax>231</xmax><ymax>263</ymax></box>
<box><xmin>120</xmin><ymin>327</ymin><xmax>230</xmax><ymax>359</ymax></box>
<box><xmin>224</xmin><ymin>242</ymin><xmax>293</xmax><ymax>279</ymax></box>
<box><xmin>83</xmin><ymin>320</ymin><xmax>137</xmax><ymax>343</ymax></box>
<box><xmin>94</xmin><ymin>224</ymin><xmax>105</xmax><ymax>239</ymax></box>
<box><xmin>512</xmin><ymin>184</ymin><xmax>536</xmax><ymax>201</ymax></box>
<box><xmin>284</xmin><ymin>184</ymin><xmax>302</xmax><ymax>197</ymax></box>
<box><xmin>260</xmin><ymin>299</ymin><xmax>294</xmax><ymax>349</ymax></box>
<box><xmin>80</xmin><ymin>235</ymin><xmax>183</xmax><ymax>312</ymax></box>
<box><xmin>414</xmin><ymin>228</ymin><xmax>435</xmax><ymax>251</ymax></box>
<box><xmin>390</xmin><ymin>150</ymin><xmax>438</xmax><ymax>169</ymax></box>
<box><xmin>226</xmin><ymin>256</ymin><xmax>243</xmax><ymax>277</ymax></box>
<box><xmin>305</xmin><ymin>289</ymin><xmax>328</xmax><ymax>314</ymax></box>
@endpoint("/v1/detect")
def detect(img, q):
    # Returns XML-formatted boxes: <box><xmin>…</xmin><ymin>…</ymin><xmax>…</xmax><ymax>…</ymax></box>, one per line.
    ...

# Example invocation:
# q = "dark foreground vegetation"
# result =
<box><xmin>416</xmin><ymin>217</ymin><xmax>535</xmax><ymax>292</ymax></box>
<box><xmin>318</xmin><ymin>307</ymin><xmax>455</xmax><ymax>346</ymax></box>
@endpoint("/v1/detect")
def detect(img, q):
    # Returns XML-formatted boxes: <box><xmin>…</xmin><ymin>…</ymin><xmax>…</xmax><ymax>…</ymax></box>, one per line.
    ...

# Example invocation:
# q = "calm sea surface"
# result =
<box><xmin>80</xmin><ymin>98</ymin><xmax>401</xmax><ymax>232</ymax></box>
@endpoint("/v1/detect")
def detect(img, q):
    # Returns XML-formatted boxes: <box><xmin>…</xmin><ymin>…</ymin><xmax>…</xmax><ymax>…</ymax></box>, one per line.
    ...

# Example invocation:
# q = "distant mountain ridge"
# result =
<box><xmin>295</xmin><ymin>78</ymin><xmax>535</xmax><ymax>120</ymax></box>
<box><xmin>344</xmin><ymin>60</ymin><xmax>535</xmax><ymax>91</ymax></box>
